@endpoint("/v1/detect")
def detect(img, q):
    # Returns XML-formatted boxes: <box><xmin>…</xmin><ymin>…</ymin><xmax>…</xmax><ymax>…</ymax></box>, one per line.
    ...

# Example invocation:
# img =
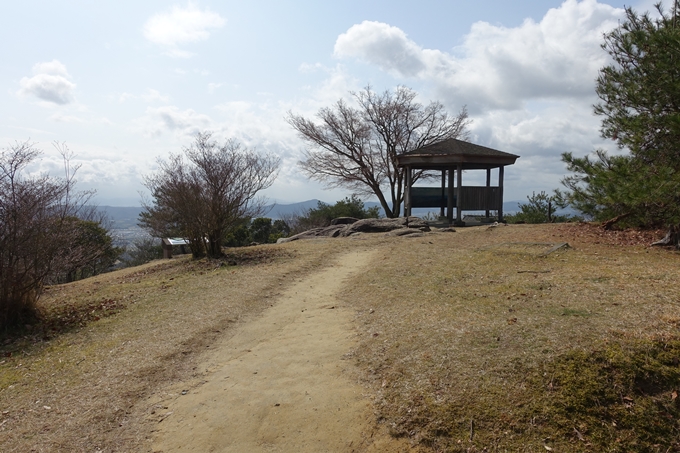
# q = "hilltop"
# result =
<box><xmin>1</xmin><ymin>223</ymin><xmax>677</xmax><ymax>452</ymax></box>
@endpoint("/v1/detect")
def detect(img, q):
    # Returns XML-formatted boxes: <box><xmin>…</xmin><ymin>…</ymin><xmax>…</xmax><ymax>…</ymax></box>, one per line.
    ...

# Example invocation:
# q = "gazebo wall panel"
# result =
<box><xmin>459</xmin><ymin>186</ymin><xmax>501</xmax><ymax>211</ymax></box>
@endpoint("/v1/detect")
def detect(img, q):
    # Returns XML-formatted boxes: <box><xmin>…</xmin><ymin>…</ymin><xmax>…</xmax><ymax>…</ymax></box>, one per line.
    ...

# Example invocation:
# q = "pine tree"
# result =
<box><xmin>560</xmin><ymin>3</ymin><xmax>680</xmax><ymax>243</ymax></box>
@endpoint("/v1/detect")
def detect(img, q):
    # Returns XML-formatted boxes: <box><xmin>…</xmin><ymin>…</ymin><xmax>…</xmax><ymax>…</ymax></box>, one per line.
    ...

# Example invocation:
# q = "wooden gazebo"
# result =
<box><xmin>397</xmin><ymin>138</ymin><xmax>519</xmax><ymax>225</ymax></box>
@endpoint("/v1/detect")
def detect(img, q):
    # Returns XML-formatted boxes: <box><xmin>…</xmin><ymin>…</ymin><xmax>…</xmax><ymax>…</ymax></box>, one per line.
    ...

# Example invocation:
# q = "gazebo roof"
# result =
<box><xmin>397</xmin><ymin>138</ymin><xmax>519</xmax><ymax>170</ymax></box>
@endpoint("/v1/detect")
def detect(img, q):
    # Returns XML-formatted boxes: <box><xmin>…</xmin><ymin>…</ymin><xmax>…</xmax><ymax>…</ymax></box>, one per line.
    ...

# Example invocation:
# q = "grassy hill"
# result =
<box><xmin>1</xmin><ymin>224</ymin><xmax>677</xmax><ymax>452</ymax></box>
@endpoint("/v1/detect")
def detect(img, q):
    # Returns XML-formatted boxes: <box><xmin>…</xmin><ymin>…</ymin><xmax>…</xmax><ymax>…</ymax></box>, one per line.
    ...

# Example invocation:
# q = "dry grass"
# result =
<box><xmin>0</xmin><ymin>239</ymin><xmax>369</xmax><ymax>452</ymax></box>
<box><xmin>341</xmin><ymin>223</ymin><xmax>680</xmax><ymax>452</ymax></box>
<box><xmin>1</xmin><ymin>224</ymin><xmax>679</xmax><ymax>452</ymax></box>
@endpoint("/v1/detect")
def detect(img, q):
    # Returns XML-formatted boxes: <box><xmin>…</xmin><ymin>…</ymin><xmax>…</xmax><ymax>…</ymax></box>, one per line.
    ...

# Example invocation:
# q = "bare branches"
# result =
<box><xmin>0</xmin><ymin>140</ymin><xmax>98</xmax><ymax>329</ymax></box>
<box><xmin>287</xmin><ymin>86</ymin><xmax>469</xmax><ymax>217</ymax></box>
<box><xmin>141</xmin><ymin>132</ymin><xmax>280</xmax><ymax>259</ymax></box>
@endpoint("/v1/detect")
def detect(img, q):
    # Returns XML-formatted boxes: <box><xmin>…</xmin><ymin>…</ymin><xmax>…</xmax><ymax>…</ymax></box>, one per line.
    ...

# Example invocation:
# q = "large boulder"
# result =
<box><xmin>276</xmin><ymin>225</ymin><xmax>346</xmax><ymax>243</ymax></box>
<box><xmin>330</xmin><ymin>217</ymin><xmax>359</xmax><ymax>225</ymax></box>
<box><xmin>340</xmin><ymin>216</ymin><xmax>430</xmax><ymax>236</ymax></box>
<box><xmin>277</xmin><ymin>217</ymin><xmax>430</xmax><ymax>243</ymax></box>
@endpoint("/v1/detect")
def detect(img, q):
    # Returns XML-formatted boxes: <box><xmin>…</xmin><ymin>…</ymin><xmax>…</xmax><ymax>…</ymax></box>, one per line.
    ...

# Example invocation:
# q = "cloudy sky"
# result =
<box><xmin>1</xmin><ymin>0</ymin><xmax>655</xmax><ymax>206</ymax></box>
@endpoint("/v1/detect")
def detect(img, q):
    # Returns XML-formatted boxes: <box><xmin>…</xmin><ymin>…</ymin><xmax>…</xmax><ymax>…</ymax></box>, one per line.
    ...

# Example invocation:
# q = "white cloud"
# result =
<box><xmin>50</xmin><ymin>113</ymin><xmax>85</xmax><ymax>123</ymax></box>
<box><xmin>118</xmin><ymin>92</ymin><xmax>135</xmax><ymax>103</ymax></box>
<box><xmin>141</xmin><ymin>89</ymin><xmax>170</xmax><ymax>103</ymax></box>
<box><xmin>18</xmin><ymin>60</ymin><xmax>76</xmax><ymax>105</ymax></box>
<box><xmin>164</xmin><ymin>49</ymin><xmax>195</xmax><ymax>59</ymax></box>
<box><xmin>335</xmin><ymin>21</ymin><xmax>431</xmax><ymax>78</ymax></box>
<box><xmin>207</xmin><ymin>82</ymin><xmax>222</xmax><ymax>94</ymax></box>
<box><xmin>32</xmin><ymin>60</ymin><xmax>71</xmax><ymax>78</ymax></box>
<box><xmin>143</xmin><ymin>3</ymin><xmax>225</xmax><ymax>57</ymax></box>
<box><xmin>330</xmin><ymin>0</ymin><xmax>631</xmax><ymax>200</ymax></box>
<box><xmin>463</xmin><ymin>99</ymin><xmax>621</xmax><ymax>199</ymax></box>
<box><xmin>334</xmin><ymin>0</ymin><xmax>624</xmax><ymax>111</ymax></box>
<box><xmin>140</xmin><ymin>105</ymin><xmax>213</xmax><ymax>138</ymax></box>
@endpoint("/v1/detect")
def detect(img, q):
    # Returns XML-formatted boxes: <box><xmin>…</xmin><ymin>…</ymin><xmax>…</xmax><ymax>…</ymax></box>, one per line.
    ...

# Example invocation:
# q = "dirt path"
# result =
<box><xmin>150</xmin><ymin>249</ymin><xmax>411</xmax><ymax>453</ymax></box>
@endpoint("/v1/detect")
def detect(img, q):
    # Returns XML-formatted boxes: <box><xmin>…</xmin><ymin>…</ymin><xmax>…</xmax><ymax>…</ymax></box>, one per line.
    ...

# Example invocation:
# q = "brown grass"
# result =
<box><xmin>341</xmin><ymin>223</ymin><xmax>680</xmax><ymax>452</ymax></box>
<box><xmin>1</xmin><ymin>224</ymin><xmax>679</xmax><ymax>452</ymax></box>
<box><xmin>0</xmin><ymin>239</ymin><xmax>370</xmax><ymax>452</ymax></box>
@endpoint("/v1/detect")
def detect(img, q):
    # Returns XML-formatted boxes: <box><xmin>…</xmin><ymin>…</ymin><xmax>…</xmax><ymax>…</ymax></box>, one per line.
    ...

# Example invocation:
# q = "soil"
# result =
<box><xmin>149</xmin><ymin>249</ymin><xmax>413</xmax><ymax>452</ymax></box>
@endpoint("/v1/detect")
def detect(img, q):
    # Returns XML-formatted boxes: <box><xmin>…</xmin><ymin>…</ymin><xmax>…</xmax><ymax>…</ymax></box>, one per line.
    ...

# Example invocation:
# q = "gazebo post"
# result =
<box><xmin>456</xmin><ymin>163</ymin><xmax>463</xmax><ymax>225</ymax></box>
<box><xmin>440</xmin><ymin>170</ymin><xmax>446</xmax><ymax>218</ymax></box>
<box><xmin>447</xmin><ymin>167</ymin><xmax>454</xmax><ymax>224</ymax></box>
<box><xmin>485</xmin><ymin>168</ymin><xmax>491</xmax><ymax>219</ymax></box>
<box><xmin>498</xmin><ymin>165</ymin><xmax>505</xmax><ymax>222</ymax></box>
<box><xmin>405</xmin><ymin>165</ymin><xmax>412</xmax><ymax>217</ymax></box>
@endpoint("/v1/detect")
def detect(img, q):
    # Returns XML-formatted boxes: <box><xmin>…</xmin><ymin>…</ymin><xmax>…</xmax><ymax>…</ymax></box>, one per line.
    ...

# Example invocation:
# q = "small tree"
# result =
<box><xmin>141</xmin><ymin>133</ymin><xmax>280</xmax><ymax>259</ymax></box>
<box><xmin>0</xmin><ymin>140</ymin><xmax>93</xmax><ymax>329</ymax></box>
<box><xmin>505</xmin><ymin>191</ymin><xmax>574</xmax><ymax>224</ymax></box>
<box><xmin>287</xmin><ymin>86</ymin><xmax>469</xmax><ymax>218</ymax></box>
<box><xmin>224</xmin><ymin>218</ymin><xmax>291</xmax><ymax>246</ymax></box>
<box><xmin>245</xmin><ymin>218</ymin><xmax>290</xmax><ymax>244</ymax></box>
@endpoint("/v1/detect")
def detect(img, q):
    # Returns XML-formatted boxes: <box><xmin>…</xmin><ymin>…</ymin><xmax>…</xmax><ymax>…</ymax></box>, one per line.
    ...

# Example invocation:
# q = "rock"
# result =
<box><xmin>340</xmin><ymin>217</ymin><xmax>430</xmax><ymax>236</ymax></box>
<box><xmin>277</xmin><ymin>217</ymin><xmax>430</xmax><ymax>242</ymax></box>
<box><xmin>330</xmin><ymin>217</ymin><xmax>359</xmax><ymax>225</ymax></box>
<box><xmin>385</xmin><ymin>228</ymin><xmax>423</xmax><ymax>237</ymax></box>
<box><xmin>276</xmin><ymin>225</ymin><xmax>346</xmax><ymax>243</ymax></box>
<box><xmin>437</xmin><ymin>227</ymin><xmax>457</xmax><ymax>233</ymax></box>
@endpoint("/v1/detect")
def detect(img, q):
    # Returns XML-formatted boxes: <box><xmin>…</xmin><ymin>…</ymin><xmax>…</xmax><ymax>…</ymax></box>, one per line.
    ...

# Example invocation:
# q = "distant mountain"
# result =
<box><xmin>97</xmin><ymin>201</ymin><xmax>324</xmax><ymax>228</ymax></box>
<box><xmin>96</xmin><ymin>200</ymin><xmax>581</xmax><ymax>229</ymax></box>
<box><xmin>263</xmin><ymin>200</ymin><xmax>321</xmax><ymax>219</ymax></box>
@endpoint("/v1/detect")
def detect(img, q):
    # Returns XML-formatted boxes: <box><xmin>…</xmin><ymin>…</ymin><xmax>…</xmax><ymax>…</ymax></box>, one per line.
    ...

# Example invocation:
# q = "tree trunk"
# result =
<box><xmin>601</xmin><ymin>212</ymin><xmax>631</xmax><ymax>230</ymax></box>
<box><xmin>651</xmin><ymin>225</ymin><xmax>680</xmax><ymax>248</ymax></box>
<box><xmin>374</xmin><ymin>188</ymin><xmax>395</xmax><ymax>218</ymax></box>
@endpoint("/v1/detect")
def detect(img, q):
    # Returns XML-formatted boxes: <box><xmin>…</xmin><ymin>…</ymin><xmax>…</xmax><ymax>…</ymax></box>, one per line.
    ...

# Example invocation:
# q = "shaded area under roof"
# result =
<box><xmin>397</xmin><ymin>138</ymin><xmax>519</xmax><ymax>170</ymax></box>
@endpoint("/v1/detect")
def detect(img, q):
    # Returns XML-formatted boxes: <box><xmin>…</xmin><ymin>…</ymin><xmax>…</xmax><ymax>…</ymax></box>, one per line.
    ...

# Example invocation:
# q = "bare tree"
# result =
<box><xmin>0</xmin><ymin>140</ymin><xmax>94</xmax><ymax>329</ymax></box>
<box><xmin>287</xmin><ymin>86</ymin><xmax>469</xmax><ymax>217</ymax></box>
<box><xmin>141</xmin><ymin>132</ymin><xmax>280</xmax><ymax>259</ymax></box>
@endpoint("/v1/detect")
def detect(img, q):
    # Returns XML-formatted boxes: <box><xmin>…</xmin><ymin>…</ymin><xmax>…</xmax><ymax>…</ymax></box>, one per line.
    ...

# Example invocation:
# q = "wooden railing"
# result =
<box><xmin>409</xmin><ymin>186</ymin><xmax>501</xmax><ymax>210</ymax></box>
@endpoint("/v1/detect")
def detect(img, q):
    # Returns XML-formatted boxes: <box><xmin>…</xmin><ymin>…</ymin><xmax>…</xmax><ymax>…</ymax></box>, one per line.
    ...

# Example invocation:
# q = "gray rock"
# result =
<box><xmin>277</xmin><ymin>217</ymin><xmax>430</xmax><ymax>243</ymax></box>
<box><xmin>340</xmin><ymin>217</ymin><xmax>430</xmax><ymax>236</ymax></box>
<box><xmin>276</xmin><ymin>225</ymin><xmax>346</xmax><ymax>243</ymax></box>
<box><xmin>330</xmin><ymin>217</ymin><xmax>359</xmax><ymax>225</ymax></box>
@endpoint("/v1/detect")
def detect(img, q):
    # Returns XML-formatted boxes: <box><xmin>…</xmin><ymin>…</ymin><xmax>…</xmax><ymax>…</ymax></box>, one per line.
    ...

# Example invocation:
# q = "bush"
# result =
<box><xmin>224</xmin><ymin>218</ymin><xmax>290</xmax><ymax>247</ymax></box>
<box><xmin>505</xmin><ymin>191</ymin><xmax>579</xmax><ymax>224</ymax></box>
<box><xmin>140</xmin><ymin>132</ymin><xmax>279</xmax><ymax>258</ymax></box>
<box><xmin>288</xmin><ymin>196</ymin><xmax>380</xmax><ymax>234</ymax></box>
<box><xmin>121</xmin><ymin>238</ymin><xmax>163</xmax><ymax>267</ymax></box>
<box><xmin>50</xmin><ymin>218</ymin><xmax>122</xmax><ymax>283</ymax></box>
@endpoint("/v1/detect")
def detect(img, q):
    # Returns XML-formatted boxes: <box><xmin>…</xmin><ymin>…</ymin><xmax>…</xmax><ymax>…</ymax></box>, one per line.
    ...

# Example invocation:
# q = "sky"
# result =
<box><xmin>0</xmin><ymin>0</ymin><xmax>659</xmax><ymax>206</ymax></box>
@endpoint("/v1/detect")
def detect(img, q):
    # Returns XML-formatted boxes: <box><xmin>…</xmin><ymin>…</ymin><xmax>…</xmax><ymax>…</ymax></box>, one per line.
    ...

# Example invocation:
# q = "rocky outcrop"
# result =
<box><xmin>277</xmin><ymin>217</ymin><xmax>430</xmax><ymax>243</ymax></box>
<box><xmin>330</xmin><ymin>217</ymin><xmax>359</xmax><ymax>225</ymax></box>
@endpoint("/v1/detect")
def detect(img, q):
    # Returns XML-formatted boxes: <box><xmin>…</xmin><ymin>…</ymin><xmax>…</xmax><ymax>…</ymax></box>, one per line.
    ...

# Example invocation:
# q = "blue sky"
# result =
<box><xmin>1</xmin><ymin>0</ymin><xmax>654</xmax><ymax>206</ymax></box>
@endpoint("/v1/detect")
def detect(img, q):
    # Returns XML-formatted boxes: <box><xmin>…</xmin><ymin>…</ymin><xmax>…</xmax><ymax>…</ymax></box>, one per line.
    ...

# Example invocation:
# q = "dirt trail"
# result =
<box><xmin>151</xmin><ymin>249</ymin><xmax>411</xmax><ymax>453</ymax></box>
